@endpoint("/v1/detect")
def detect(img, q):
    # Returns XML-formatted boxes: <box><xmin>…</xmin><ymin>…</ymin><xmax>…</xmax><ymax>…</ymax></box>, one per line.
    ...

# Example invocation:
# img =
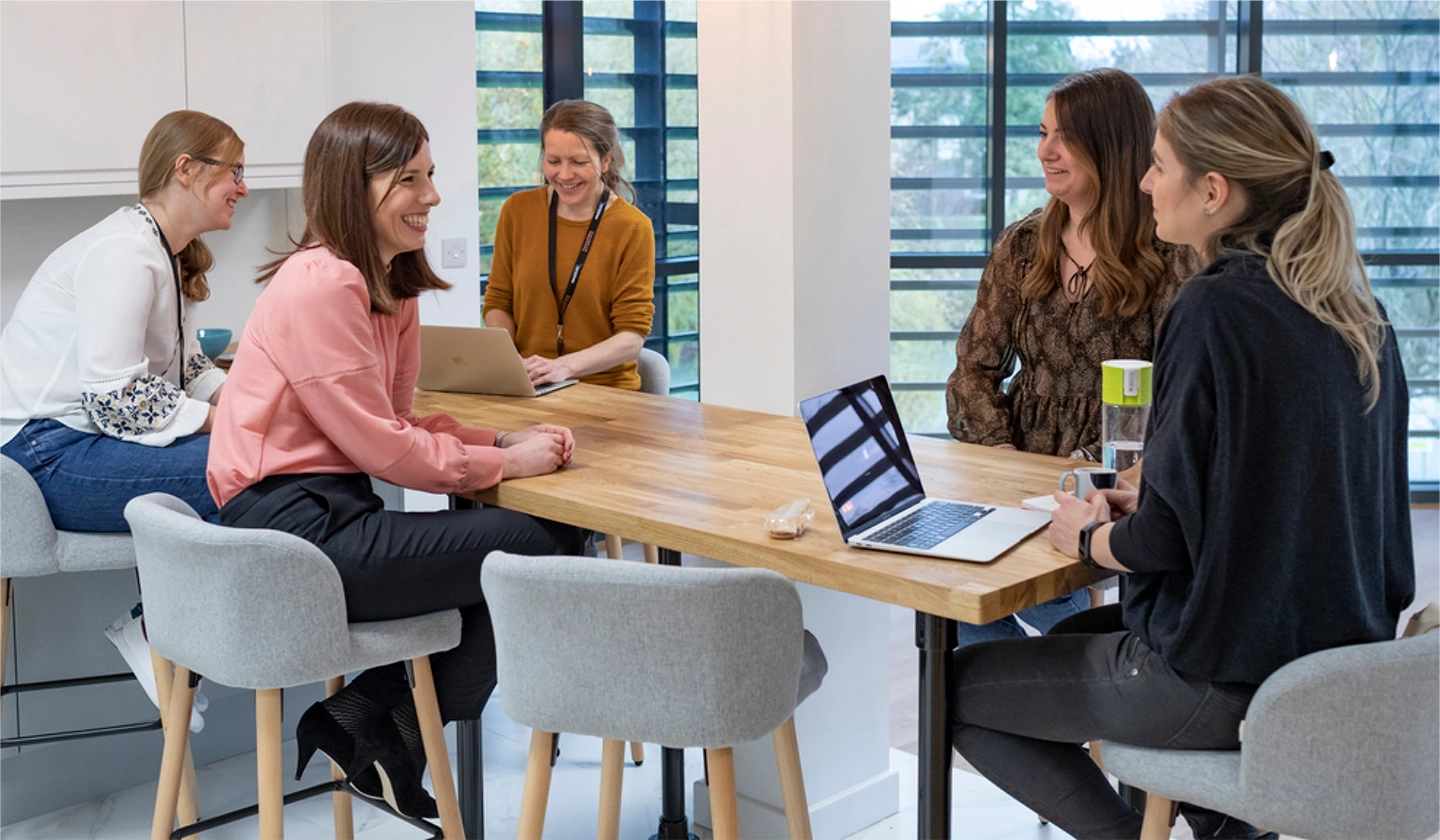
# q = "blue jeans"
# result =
<box><xmin>1</xmin><ymin>418</ymin><xmax>218</xmax><ymax>532</ymax></box>
<box><xmin>954</xmin><ymin>587</ymin><xmax>1090</xmax><ymax>646</ymax></box>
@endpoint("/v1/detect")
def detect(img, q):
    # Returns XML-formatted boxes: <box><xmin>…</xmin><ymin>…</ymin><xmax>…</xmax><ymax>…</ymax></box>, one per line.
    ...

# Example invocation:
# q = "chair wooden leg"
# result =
<box><xmin>151</xmin><ymin>650</ymin><xmax>201</xmax><ymax>830</ymax></box>
<box><xmin>599</xmin><ymin>537</ymin><xmax>647</xmax><ymax>765</ymax></box>
<box><xmin>1140</xmin><ymin>793</ymin><xmax>1175</xmax><ymax>840</ymax></box>
<box><xmin>325</xmin><ymin>676</ymin><xmax>354</xmax><ymax>840</ymax></box>
<box><xmin>771</xmin><ymin>717</ymin><xmax>813</xmax><ymax>840</ymax></box>
<box><xmin>598</xmin><ymin>738</ymin><xmax>625</xmax><ymax>840</ymax></box>
<box><xmin>410</xmin><ymin>656</ymin><xmax>463</xmax><ymax>840</ymax></box>
<box><xmin>518</xmin><ymin>729</ymin><xmax>556</xmax><ymax>840</ymax></box>
<box><xmin>1089</xmin><ymin>739</ymin><xmax>1104</xmax><ymax>773</ymax></box>
<box><xmin>256</xmin><ymin>688</ymin><xmax>285</xmax><ymax>840</ymax></box>
<box><xmin>642</xmin><ymin>543</ymin><xmax>658</xmax><ymax>565</ymax></box>
<box><xmin>1089</xmin><ymin>586</ymin><xmax>1107</xmax><ymax>609</ymax></box>
<box><xmin>151</xmin><ymin>666</ymin><xmax>196</xmax><ymax>840</ymax></box>
<box><xmin>706</xmin><ymin>747</ymin><xmax>739</xmax><ymax>840</ymax></box>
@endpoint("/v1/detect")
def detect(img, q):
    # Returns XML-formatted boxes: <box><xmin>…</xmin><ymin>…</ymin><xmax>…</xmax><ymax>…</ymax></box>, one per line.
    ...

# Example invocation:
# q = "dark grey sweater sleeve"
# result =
<box><xmin>1107</xmin><ymin>279</ymin><xmax>1219</xmax><ymax>575</ymax></box>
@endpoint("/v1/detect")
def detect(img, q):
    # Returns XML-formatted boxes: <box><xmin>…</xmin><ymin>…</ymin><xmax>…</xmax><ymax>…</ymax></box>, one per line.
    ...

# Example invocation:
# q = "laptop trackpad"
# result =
<box><xmin>934</xmin><ymin>507</ymin><xmax>1051</xmax><ymax>562</ymax></box>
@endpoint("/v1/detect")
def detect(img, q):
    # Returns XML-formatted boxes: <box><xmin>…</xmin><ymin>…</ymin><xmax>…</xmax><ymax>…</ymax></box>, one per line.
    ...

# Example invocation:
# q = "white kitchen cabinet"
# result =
<box><xmin>184</xmin><ymin>2</ymin><xmax>328</xmax><ymax>191</ymax></box>
<box><xmin>0</xmin><ymin>2</ymin><xmax>187</xmax><ymax>199</ymax></box>
<box><xmin>1</xmin><ymin>1</ymin><xmax>327</xmax><ymax>200</ymax></box>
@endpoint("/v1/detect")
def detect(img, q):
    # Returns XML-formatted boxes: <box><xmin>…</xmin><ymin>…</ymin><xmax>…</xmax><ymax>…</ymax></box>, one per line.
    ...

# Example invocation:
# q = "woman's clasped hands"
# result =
<box><xmin>1048</xmin><ymin>480</ymin><xmax>1137</xmax><ymax>558</ymax></box>
<box><xmin>499</xmin><ymin>423</ymin><xmax>575</xmax><ymax>477</ymax></box>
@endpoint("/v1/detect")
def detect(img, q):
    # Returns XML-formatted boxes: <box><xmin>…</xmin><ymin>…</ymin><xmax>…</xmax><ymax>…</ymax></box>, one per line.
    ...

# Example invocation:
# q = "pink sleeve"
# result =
<box><xmin>266</xmin><ymin>260</ymin><xmax>503</xmax><ymax>492</ymax></box>
<box><xmin>392</xmin><ymin>300</ymin><xmax>499</xmax><ymax>448</ymax></box>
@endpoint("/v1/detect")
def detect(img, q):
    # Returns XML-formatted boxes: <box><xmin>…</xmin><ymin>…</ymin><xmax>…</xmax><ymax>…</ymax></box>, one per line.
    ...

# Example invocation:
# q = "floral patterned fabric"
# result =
<box><xmin>946</xmin><ymin>209</ymin><xmax>1200</xmax><ymax>461</ymax></box>
<box><xmin>81</xmin><ymin>374</ymin><xmax>184</xmax><ymax>439</ymax></box>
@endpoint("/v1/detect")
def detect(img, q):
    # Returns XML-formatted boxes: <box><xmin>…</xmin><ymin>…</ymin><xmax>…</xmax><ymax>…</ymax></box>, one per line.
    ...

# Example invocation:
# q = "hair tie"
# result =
<box><xmin>1319</xmin><ymin>150</ymin><xmax>1335</xmax><ymax>170</ymax></box>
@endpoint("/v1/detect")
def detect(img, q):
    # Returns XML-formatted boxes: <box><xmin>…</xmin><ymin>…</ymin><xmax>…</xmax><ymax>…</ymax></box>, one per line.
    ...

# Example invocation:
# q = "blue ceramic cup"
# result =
<box><xmin>196</xmin><ymin>328</ymin><xmax>232</xmax><ymax>360</ymax></box>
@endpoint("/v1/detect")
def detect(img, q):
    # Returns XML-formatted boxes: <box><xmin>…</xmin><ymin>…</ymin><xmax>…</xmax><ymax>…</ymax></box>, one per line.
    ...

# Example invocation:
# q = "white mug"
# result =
<box><xmin>1058</xmin><ymin>466</ymin><xmax>1118</xmax><ymax>500</ymax></box>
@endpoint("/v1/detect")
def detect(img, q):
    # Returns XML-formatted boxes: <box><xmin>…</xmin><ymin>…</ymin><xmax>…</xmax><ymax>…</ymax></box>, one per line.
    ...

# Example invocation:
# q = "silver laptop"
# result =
<box><xmin>417</xmin><ymin>326</ymin><xmax>577</xmax><ymax>397</ymax></box>
<box><xmin>799</xmin><ymin>375</ymin><xmax>1049</xmax><ymax>563</ymax></box>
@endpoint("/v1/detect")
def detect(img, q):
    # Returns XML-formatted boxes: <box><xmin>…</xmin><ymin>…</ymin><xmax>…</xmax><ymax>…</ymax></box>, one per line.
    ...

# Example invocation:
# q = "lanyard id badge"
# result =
<box><xmin>548</xmin><ymin>187</ymin><xmax>610</xmax><ymax>356</ymax></box>
<box><xmin>152</xmin><ymin>220</ymin><xmax>188</xmax><ymax>390</ymax></box>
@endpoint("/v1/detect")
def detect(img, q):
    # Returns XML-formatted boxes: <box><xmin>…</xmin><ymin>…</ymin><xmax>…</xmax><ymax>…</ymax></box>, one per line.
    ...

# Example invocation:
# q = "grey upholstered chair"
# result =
<box><xmin>602</xmin><ymin>345</ymin><xmax>672</xmax><ymax>767</ymax></box>
<box><xmin>481</xmin><ymin>552</ymin><xmax>827</xmax><ymax>840</ymax></box>
<box><xmin>0</xmin><ymin>455</ymin><xmax>202</xmax><ymax>824</ymax></box>
<box><xmin>1101</xmin><ymin>631</ymin><xmax>1440</xmax><ymax>840</ymax></box>
<box><xmin>124</xmin><ymin>493</ymin><xmax>466</xmax><ymax>840</ymax></box>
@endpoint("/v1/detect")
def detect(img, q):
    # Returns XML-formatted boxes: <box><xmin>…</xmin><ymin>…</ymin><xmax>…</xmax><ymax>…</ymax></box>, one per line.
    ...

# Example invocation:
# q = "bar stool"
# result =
<box><xmin>0</xmin><ymin>454</ymin><xmax>200</xmax><ymax>824</ymax></box>
<box><xmin>482</xmin><ymin>552</ymin><xmax>828</xmax><ymax>840</ymax></box>
<box><xmin>124</xmin><ymin>493</ymin><xmax>465</xmax><ymax>840</ymax></box>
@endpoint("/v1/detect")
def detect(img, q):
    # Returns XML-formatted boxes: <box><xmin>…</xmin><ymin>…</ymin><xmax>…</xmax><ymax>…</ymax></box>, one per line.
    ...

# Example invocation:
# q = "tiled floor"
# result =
<box><xmin>1</xmin><ymin>692</ymin><xmax>1077</xmax><ymax>840</ymax></box>
<box><xmin>7</xmin><ymin>509</ymin><xmax>1434</xmax><ymax>840</ymax></box>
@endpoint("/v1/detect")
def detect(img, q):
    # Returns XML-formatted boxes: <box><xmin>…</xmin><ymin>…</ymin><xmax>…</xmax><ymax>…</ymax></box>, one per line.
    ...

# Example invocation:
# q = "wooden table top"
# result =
<box><xmin>414</xmin><ymin>385</ymin><xmax>1104</xmax><ymax>625</ymax></box>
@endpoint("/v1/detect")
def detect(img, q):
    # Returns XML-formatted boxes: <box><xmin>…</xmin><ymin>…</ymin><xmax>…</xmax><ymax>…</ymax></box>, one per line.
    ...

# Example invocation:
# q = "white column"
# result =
<box><xmin>696</xmin><ymin>4</ymin><xmax>897</xmax><ymax>838</ymax></box>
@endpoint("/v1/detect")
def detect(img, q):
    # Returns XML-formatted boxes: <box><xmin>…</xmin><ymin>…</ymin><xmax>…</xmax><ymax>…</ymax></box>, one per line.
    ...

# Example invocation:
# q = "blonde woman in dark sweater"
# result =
<box><xmin>949</xmin><ymin>75</ymin><xmax>1413</xmax><ymax>840</ymax></box>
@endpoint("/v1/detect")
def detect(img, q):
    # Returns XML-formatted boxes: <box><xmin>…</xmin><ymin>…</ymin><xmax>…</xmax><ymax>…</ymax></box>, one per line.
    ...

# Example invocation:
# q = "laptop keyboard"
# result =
<box><xmin>866</xmin><ymin>501</ymin><xmax>991</xmax><ymax>550</ymax></box>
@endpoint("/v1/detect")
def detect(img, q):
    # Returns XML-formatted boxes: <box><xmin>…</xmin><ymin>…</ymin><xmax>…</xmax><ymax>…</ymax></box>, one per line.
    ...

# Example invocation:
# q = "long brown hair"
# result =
<box><xmin>259</xmin><ymin>102</ymin><xmax>449</xmax><ymax>314</ymax></box>
<box><xmin>1021</xmin><ymin>69</ymin><xmax>1169</xmax><ymax>318</ymax></box>
<box><xmin>1158</xmin><ymin>75</ymin><xmax>1385</xmax><ymax>409</ymax></box>
<box><xmin>539</xmin><ymin>99</ymin><xmax>636</xmax><ymax>203</ymax></box>
<box><xmin>138</xmin><ymin>110</ymin><xmax>243</xmax><ymax>303</ymax></box>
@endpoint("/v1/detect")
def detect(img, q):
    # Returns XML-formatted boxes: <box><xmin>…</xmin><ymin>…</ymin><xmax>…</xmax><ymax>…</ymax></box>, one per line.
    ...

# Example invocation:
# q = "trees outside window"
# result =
<box><xmin>891</xmin><ymin>0</ymin><xmax>1438</xmax><ymax>493</ymax></box>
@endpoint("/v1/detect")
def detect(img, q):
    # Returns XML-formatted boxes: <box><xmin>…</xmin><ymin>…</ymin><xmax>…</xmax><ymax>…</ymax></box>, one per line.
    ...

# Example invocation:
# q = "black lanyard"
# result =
<box><xmin>151</xmin><ymin>221</ymin><xmax>187</xmax><ymax>390</ymax></box>
<box><xmin>548</xmin><ymin>187</ymin><xmax>610</xmax><ymax>356</ymax></box>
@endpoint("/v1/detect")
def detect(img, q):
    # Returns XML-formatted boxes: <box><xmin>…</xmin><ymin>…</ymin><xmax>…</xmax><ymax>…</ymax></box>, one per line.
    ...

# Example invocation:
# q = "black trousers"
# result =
<box><xmin>948</xmin><ymin>606</ymin><xmax>1257</xmax><ymax>840</ymax></box>
<box><xmin>221</xmin><ymin>472</ymin><xmax>586</xmax><ymax>721</ymax></box>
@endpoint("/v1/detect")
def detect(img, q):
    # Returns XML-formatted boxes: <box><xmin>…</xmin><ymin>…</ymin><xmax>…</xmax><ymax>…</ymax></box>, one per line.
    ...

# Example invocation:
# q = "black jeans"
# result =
<box><xmin>948</xmin><ymin>606</ymin><xmax>1257</xmax><ymax>840</ymax></box>
<box><xmin>221</xmin><ymin>473</ymin><xmax>586</xmax><ymax>721</ymax></box>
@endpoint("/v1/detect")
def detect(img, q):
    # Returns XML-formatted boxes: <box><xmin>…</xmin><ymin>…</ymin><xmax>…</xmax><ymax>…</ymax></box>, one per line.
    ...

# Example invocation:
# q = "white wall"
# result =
<box><xmin>698</xmin><ymin>0</ymin><xmax>891</xmax><ymax>416</ymax></box>
<box><xmin>328</xmin><ymin>0</ymin><xmax>482</xmax><ymax>329</ymax></box>
<box><xmin>695</xmin><ymin>4</ymin><xmax>897</xmax><ymax>838</ymax></box>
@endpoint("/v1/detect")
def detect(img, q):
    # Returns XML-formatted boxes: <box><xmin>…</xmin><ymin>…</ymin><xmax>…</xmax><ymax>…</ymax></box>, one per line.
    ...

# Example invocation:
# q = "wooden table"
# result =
<box><xmin>414</xmin><ymin>384</ymin><xmax>1102</xmax><ymax>839</ymax></box>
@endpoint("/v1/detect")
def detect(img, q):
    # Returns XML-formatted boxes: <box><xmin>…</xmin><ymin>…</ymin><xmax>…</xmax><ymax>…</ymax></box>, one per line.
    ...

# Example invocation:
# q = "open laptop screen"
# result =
<box><xmin>799</xmin><ymin>375</ymin><xmax>926</xmax><ymax>540</ymax></box>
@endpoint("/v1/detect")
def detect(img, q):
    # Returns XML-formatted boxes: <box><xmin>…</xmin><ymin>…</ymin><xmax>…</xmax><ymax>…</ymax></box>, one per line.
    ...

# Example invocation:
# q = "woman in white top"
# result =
<box><xmin>1</xmin><ymin>109</ymin><xmax>247</xmax><ymax>532</ymax></box>
<box><xmin>1</xmin><ymin>111</ymin><xmax>247</xmax><ymax>732</ymax></box>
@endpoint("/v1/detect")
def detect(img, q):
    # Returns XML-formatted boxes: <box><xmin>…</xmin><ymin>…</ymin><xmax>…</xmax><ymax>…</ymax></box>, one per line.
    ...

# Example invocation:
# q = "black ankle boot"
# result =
<box><xmin>294</xmin><ymin>683</ymin><xmax>389</xmax><ymax>797</ymax></box>
<box><xmin>353</xmin><ymin>709</ymin><xmax>438</xmax><ymax>819</ymax></box>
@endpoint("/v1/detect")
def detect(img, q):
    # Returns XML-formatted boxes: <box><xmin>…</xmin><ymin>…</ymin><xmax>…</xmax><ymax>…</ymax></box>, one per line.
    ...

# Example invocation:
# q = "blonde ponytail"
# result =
<box><xmin>1159</xmin><ymin>76</ymin><xmax>1386</xmax><ymax>409</ymax></box>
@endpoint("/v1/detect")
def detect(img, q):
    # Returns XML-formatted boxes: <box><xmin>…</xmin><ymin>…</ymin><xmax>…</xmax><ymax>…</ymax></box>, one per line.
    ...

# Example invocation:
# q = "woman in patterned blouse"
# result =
<box><xmin>1</xmin><ymin>110</ymin><xmax>248</xmax><ymax>529</ymax></box>
<box><xmin>945</xmin><ymin>69</ymin><xmax>1198</xmax><ymax>643</ymax></box>
<box><xmin>0</xmin><ymin>110</ymin><xmax>248</xmax><ymax>734</ymax></box>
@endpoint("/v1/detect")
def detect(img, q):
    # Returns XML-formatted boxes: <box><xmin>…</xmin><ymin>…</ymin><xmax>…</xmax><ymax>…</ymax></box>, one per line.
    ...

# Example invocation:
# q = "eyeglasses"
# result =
<box><xmin>194</xmin><ymin>156</ymin><xmax>245</xmax><ymax>185</ymax></box>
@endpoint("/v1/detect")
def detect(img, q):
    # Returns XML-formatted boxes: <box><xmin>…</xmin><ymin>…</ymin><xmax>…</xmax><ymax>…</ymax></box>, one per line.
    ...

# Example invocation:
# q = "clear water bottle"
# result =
<box><xmin>1102</xmin><ymin>359</ymin><xmax>1152</xmax><ymax>472</ymax></box>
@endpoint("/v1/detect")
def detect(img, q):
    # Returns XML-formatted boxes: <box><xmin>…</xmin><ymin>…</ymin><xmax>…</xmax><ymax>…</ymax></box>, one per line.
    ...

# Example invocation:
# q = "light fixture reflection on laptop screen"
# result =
<box><xmin>800</xmin><ymin>378</ymin><xmax>925</xmax><ymax>532</ymax></box>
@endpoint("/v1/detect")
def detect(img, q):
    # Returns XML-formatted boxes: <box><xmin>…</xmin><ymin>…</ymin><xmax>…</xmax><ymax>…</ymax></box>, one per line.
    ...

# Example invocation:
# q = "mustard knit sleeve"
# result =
<box><xmin>482</xmin><ymin>194</ymin><xmax>520</xmax><ymax>318</ymax></box>
<box><xmin>608</xmin><ymin>210</ymin><xmax>656</xmax><ymax>338</ymax></box>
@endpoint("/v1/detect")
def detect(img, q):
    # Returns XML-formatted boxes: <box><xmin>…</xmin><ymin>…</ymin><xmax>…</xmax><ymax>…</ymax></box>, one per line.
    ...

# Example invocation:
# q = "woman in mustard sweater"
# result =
<box><xmin>483</xmin><ymin>100</ymin><xmax>656</xmax><ymax>390</ymax></box>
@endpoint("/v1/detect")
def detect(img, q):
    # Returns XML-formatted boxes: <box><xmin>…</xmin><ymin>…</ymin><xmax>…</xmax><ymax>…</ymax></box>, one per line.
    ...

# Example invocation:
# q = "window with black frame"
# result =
<box><xmin>475</xmin><ymin>0</ymin><xmax>699</xmax><ymax>398</ymax></box>
<box><xmin>890</xmin><ymin>0</ymin><xmax>1438</xmax><ymax>496</ymax></box>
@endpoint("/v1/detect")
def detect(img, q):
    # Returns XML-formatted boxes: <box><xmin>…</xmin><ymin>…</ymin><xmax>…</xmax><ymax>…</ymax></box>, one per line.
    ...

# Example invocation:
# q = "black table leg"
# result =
<box><xmin>916</xmin><ymin>611</ymin><xmax>956</xmax><ymax>840</ymax></box>
<box><xmin>448</xmin><ymin>495</ymin><xmax>486</xmax><ymax>839</ymax></box>
<box><xmin>457</xmin><ymin>719</ymin><xmax>485</xmax><ymax>839</ymax></box>
<box><xmin>655</xmin><ymin>547</ymin><xmax>692</xmax><ymax>840</ymax></box>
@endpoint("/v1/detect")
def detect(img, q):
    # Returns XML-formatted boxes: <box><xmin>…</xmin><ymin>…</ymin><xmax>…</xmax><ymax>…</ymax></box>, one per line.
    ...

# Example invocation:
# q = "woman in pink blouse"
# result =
<box><xmin>207</xmin><ymin>102</ymin><xmax>584</xmax><ymax>819</ymax></box>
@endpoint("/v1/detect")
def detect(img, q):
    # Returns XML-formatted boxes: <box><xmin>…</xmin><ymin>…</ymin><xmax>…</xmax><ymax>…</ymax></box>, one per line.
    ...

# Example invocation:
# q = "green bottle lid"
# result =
<box><xmin>1102</xmin><ymin>359</ymin><xmax>1153</xmax><ymax>406</ymax></box>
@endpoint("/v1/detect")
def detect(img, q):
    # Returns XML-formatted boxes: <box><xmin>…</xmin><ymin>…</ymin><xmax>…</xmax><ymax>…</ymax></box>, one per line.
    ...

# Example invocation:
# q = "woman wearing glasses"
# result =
<box><xmin>483</xmin><ymin>99</ymin><xmax>655</xmax><ymax>389</ymax></box>
<box><xmin>0</xmin><ymin>109</ymin><xmax>247</xmax><ymax>733</ymax></box>
<box><xmin>1</xmin><ymin>109</ymin><xmax>247</xmax><ymax>530</ymax></box>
